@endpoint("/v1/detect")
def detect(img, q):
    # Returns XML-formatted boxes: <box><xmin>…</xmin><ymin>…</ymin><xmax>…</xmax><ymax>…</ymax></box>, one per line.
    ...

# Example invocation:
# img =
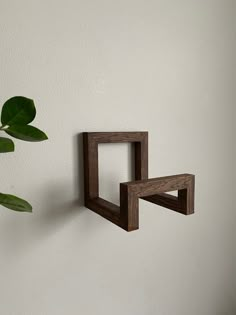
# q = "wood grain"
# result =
<box><xmin>83</xmin><ymin>132</ymin><xmax>195</xmax><ymax>232</ymax></box>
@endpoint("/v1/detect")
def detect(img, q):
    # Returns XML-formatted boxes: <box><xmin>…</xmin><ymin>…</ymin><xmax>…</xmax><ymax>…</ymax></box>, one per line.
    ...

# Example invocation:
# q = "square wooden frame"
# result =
<box><xmin>83</xmin><ymin>132</ymin><xmax>194</xmax><ymax>231</ymax></box>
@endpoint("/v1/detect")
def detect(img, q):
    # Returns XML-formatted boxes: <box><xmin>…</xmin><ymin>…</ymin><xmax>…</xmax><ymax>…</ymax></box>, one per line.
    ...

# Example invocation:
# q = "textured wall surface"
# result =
<box><xmin>0</xmin><ymin>1</ymin><xmax>235</xmax><ymax>314</ymax></box>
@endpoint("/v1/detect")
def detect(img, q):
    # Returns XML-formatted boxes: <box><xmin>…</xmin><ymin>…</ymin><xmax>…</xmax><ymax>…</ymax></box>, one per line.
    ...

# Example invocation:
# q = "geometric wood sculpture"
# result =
<box><xmin>83</xmin><ymin>132</ymin><xmax>195</xmax><ymax>232</ymax></box>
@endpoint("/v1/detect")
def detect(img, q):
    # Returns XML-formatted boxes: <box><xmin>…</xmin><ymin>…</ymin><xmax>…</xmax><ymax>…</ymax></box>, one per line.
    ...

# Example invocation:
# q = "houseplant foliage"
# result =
<box><xmin>0</xmin><ymin>96</ymin><xmax>48</xmax><ymax>212</ymax></box>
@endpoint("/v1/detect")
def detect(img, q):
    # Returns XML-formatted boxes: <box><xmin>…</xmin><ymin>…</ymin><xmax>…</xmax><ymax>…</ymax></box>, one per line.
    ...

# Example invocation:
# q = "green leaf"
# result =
<box><xmin>5</xmin><ymin>125</ymin><xmax>48</xmax><ymax>142</ymax></box>
<box><xmin>1</xmin><ymin>96</ymin><xmax>36</xmax><ymax>126</ymax></box>
<box><xmin>0</xmin><ymin>193</ymin><xmax>32</xmax><ymax>212</ymax></box>
<box><xmin>0</xmin><ymin>137</ymin><xmax>14</xmax><ymax>153</ymax></box>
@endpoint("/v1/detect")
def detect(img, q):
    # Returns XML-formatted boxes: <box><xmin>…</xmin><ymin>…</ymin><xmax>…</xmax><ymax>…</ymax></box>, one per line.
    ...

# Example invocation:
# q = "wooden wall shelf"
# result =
<box><xmin>83</xmin><ymin>132</ymin><xmax>195</xmax><ymax>232</ymax></box>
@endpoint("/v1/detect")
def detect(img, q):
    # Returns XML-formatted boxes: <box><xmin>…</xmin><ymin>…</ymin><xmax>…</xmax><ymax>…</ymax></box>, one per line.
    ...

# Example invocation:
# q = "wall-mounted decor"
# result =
<box><xmin>83</xmin><ymin>132</ymin><xmax>195</xmax><ymax>232</ymax></box>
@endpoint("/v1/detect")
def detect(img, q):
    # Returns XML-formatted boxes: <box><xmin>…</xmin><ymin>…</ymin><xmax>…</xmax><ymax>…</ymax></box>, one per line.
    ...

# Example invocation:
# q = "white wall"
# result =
<box><xmin>0</xmin><ymin>1</ymin><xmax>235</xmax><ymax>314</ymax></box>
<box><xmin>234</xmin><ymin>0</ymin><xmax>236</xmax><ymax>307</ymax></box>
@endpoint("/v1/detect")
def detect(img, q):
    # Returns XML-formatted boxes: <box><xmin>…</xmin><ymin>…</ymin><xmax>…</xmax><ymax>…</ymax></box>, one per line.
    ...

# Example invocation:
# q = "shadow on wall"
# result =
<box><xmin>0</xmin><ymin>133</ymin><xmax>88</xmax><ymax>258</ymax></box>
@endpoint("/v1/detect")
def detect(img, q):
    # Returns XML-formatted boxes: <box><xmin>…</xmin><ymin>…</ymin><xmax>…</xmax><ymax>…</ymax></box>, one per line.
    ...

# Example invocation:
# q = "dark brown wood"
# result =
<box><xmin>87</xmin><ymin>198</ymin><xmax>120</xmax><ymax>226</ymax></box>
<box><xmin>121</xmin><ymin>174</ymin><xmax>194</xmax><ymax>230</ymax></box>
<box><xmin>83</xmin><ymin>132</ymin><xmax>148</xmax><ymax>202</ymax></box>
<box><xmin>83</xmin><ymin>132</ymin><xmax>195</xmax><ymax>232</ymax></box>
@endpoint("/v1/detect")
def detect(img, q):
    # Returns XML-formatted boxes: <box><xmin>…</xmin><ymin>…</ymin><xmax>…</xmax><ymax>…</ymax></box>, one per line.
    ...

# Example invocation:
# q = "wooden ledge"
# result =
<box><xmin>83</xmin><ymin>132</ymin><xmax>195</xmax><ymax>232</ymax></box>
